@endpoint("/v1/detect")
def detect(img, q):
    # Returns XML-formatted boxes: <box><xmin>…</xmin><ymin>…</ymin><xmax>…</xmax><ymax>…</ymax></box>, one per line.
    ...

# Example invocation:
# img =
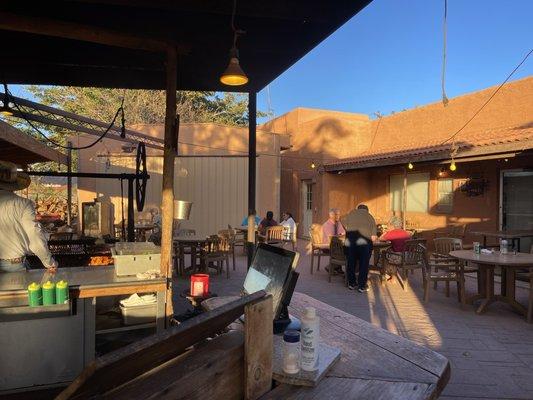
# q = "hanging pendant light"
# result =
<box><xmin>220</xmin><ymin>46</ymin><xmax>248</xmax><ymax>86</ymax></box>
<box><xmin>220</xmin><ymin>0</ymin><xmax>248</xmax><ymax>86</ymax></box>
<box><xmin>1</xmin><ymin>83</ymin><xmax>14</xmax><ymax>117</ymax></box>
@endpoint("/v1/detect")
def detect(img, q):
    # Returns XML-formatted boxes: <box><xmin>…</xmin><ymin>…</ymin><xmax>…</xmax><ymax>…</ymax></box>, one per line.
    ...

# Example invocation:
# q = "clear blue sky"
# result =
<box><xmin>256</xmin><ymin>0</ymin><xmax>533</xmax><ymax>122</ymax></box>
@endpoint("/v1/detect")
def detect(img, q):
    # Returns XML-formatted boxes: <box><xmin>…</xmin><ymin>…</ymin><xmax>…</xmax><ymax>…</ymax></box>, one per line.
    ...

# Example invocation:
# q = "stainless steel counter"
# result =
<box><xmin>0</xmin><ymin>266</ymin><xmax>166</xmax><ymax>294</ymax></box>
<box><xmin>0</xmin><ymin>266</ymin><xmax>167</xmax><ymax>393</ymax></box>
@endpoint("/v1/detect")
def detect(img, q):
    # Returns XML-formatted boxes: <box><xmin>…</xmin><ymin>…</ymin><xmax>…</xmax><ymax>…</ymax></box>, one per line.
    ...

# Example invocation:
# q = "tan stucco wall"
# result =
<box><xmin>74</xmin><ymin>123</ymin><xmax>285</xmax><ymax>233</ymax></box>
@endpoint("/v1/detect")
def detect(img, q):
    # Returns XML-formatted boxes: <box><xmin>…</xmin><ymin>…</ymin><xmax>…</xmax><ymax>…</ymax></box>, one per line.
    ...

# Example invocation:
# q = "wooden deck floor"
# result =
<box><xmin>172</xmin><ymin>239</ymin><xmax>533</xmax><ymax>400</ymax></box>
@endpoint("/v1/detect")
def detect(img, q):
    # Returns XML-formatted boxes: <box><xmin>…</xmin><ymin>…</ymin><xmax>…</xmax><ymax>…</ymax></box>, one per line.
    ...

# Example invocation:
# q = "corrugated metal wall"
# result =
<box><xmin>94</xmin><ymin>155</ymin><xmax>275</xmax><ymax>237</ymax></box>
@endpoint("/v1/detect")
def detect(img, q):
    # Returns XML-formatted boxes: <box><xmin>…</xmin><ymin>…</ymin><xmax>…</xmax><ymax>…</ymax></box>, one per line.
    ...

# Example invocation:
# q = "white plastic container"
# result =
<box><xmin>500</xmin><ymin>239</ymin><xmax>508</xmax><ymax>255</ymax></box>
<box><xmin>112</xmin><ymin>242</ymin><xmax>161</xmax><ymax>276</ymax></box>
<box><xmin>120</xmin><ymin>302</ymin><xmax>157</xmax><ymax>325</ymax></box>
<box><xmin>300</xmin><ymin>307</ymin><xmax>320</xmax><ymax>371</ymax></box>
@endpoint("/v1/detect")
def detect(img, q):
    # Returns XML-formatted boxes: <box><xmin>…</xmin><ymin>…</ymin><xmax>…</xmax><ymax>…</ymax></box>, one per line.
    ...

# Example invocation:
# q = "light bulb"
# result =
<box><xmin>449</xmin><ymin>162</ymin><xmax>457</xmax><ymax>171</ymax></box>
<box><xmin>311</xmin><ymin>162</ymin><xmax>316</xmax><ymax>169</ymax></box>
<box><xmin>407</xmin><ymin>162</ymin><xmax>414</xmax><ymax>170</ymax></box>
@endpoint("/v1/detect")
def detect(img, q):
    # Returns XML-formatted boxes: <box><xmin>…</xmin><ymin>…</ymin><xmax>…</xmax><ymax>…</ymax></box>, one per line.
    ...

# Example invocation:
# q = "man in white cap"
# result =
<box><xmin>0</xmin><ymin>161</ymin><xmax>57</xmax><ymax>273</ymax></box>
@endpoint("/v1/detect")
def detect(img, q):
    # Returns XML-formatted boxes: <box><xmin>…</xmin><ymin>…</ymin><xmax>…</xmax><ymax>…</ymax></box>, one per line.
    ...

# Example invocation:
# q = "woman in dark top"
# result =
<box><xmin>258</xmin><ymin>211</ymin><xmax>278</xmax><ymax>235</ymax></box>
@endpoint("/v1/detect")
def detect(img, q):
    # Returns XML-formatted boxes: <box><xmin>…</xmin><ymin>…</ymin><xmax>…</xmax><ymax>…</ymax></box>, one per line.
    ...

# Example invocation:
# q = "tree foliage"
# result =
<box><xmin>25</xmin><ymin>86</ymin><xmax>267</xmax><ymax>145</ymax></box>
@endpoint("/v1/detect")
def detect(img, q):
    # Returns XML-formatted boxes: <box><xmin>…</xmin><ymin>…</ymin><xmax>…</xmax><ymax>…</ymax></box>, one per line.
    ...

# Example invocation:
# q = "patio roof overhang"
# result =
<box><xmin>324</xmin><ymin>125</ymin><xmax>533</xmax><ymax>172</ymax></box>
<box><xmin>0</xmin><ymin>120</ymin><xmax>68</xmax><ymax>166</ymax></box>
<box><xmin>0</xmin><ymin>1</ymin><xmax>371</xmax><ymax>92</ymax></box>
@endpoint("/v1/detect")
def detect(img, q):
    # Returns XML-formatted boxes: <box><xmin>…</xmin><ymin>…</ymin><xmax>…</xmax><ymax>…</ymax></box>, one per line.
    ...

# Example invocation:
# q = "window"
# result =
<box><xmin>437</xmin><ymin>178</ymin><xmax>454</xmax><ymax>213</ymax></box>
<box><xmin>390</xmin><ymin>173</ymin><xmax>430</xmax><ymax>213</ymax></box>
<box><xmin>306</xmin><ymin>183</ymin><xmax>313</xmax><ymax>210</ymax></box>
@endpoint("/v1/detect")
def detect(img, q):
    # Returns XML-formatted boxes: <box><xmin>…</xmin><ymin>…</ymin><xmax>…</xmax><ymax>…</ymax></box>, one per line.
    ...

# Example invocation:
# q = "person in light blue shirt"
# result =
<box><xmin>241</xmin><ymin>210</ymin><xmax>261</xmax><ymax>226</ymax></box>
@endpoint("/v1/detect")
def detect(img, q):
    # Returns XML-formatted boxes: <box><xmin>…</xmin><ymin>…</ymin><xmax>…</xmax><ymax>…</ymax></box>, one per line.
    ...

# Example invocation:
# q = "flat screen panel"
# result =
<box><xmin>243</xmin><ymin>244</ymin><xmax>297</xmax><ymax>318</ymax></box>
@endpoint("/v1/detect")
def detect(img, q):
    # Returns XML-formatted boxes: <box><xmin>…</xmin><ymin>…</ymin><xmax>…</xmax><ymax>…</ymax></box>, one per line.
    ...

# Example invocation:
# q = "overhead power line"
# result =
<box><xmin>441</xmin><ymin>48</ymin><xmax>533</xmax><ymax>145</ymax></box>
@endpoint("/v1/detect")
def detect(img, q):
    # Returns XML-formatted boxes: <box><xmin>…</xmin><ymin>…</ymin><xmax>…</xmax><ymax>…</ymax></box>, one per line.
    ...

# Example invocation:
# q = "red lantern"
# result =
<box><xmin>190</xmin><ymin>274</ymin><xmax>209</xmax><ymax>297</ymax></box>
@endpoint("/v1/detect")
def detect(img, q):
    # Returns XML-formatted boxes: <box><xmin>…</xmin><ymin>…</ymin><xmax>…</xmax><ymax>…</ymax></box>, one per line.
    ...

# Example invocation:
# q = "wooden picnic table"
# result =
<box><xmin>204</xmin><ymin>292</ymin><xmax>449</xmax><ymax>399</ymax></box>
<box><xmin>470</xmin><ymin>229</ymin><xmax>533</xmax><ymax>249</ymax></box>
<box><xmin>449</xmin><ymin>250</ymin><xmax>533</xmax><ymax>318</ymax></box>
<box><xmin>262</xmin><ymin>292</ymin><xmax>450</xmax><ymax>399</ymax></box>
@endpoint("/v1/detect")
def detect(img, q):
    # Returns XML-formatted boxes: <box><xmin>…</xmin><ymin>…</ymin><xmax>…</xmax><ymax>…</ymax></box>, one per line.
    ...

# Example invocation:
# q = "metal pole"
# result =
<box><xmin>66</xmin><ymin>141</ymin><xmax>72</xmax><ymax>226</ymax></box>
<box><xmin>247</xmin><ymin>92</ymin><xmax>257</xmax><ymax>267</ymax></box>
<box><xmin>127</xmin><ymin>178</ymin><xmax>135</xmax><ymax>242</ymax></box>
<box><xmin>161</xmin><ymin>46</ymin><xmax>178</xmax><ymax>322</ymax></box>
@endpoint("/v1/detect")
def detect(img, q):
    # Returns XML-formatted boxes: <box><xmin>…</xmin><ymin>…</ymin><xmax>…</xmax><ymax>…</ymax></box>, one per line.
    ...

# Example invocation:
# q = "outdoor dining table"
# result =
<box><xmin>470</xmin><ymin>229</ymin><xmax>533</xmax><ymax>250</ymax></box>
<box><xmin>173</xmin><ymin>235</ymin><xmax>209</xmax><ymax>273</ymax></box>
<box><xmin>449</xmin><ymin>250</ymin><xmax>533</xmax><ymax>318</ymax></box>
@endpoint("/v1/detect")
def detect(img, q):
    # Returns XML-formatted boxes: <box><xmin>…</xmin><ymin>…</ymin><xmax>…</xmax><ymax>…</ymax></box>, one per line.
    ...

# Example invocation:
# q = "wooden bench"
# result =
<box><xmin>58</xmin><ymin>291</ymin><xmax>273</xmax><ymax>400</ymax></box>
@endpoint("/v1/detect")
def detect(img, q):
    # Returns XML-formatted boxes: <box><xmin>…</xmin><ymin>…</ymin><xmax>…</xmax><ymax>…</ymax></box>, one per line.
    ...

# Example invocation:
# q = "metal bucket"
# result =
<box><xmin>174</xmin><ymin>200</ymin><xmax>193</xmax><ymax>220</ymax></box>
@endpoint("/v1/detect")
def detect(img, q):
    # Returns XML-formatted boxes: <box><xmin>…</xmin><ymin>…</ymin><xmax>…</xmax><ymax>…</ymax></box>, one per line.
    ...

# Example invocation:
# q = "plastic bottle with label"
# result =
<box><xmin>300</xmin><ymin>307</ymin><xmax>320</xmax><ymax>371</ymax></box>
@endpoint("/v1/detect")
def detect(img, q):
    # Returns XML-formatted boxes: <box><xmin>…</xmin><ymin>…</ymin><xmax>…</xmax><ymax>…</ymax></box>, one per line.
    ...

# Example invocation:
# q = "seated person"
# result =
<box><xmin>322</xmin><ymin>208</ymin><xmax>346</xmax><ymax>243</ymax></box>
<box><xmin>241</xmin><ymin>209</ymin><xmax>262</xmax><ymax>227</ymax></box>
<box><xmin>258</xmin><ymin>211</ymin><xmax>278</xmax><ymax>235</ymax></box>
<box><xmin>380</xmin><ymin>216</ymin><xmax>411</xmax><ymax>252</ymax></box>
<box><xmin>280</xmin><ymin>212</ymin><xmax>296</xmax><ymax>240</ymax></box>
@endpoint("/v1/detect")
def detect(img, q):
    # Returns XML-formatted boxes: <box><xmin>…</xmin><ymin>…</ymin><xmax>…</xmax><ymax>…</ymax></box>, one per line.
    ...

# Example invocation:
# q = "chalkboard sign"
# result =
<box><xmin>243</xmin><ymin>244</ymin><xmax>298</xmax><ymax>319</ymax></box>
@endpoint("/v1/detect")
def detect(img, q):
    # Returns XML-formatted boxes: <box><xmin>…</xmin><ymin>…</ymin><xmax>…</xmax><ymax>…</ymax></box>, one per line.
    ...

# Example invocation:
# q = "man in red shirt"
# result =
<box><xmin>380</xmin><ymin>217</ymin><xmax>411</xmax><ymax>252</ymax></box>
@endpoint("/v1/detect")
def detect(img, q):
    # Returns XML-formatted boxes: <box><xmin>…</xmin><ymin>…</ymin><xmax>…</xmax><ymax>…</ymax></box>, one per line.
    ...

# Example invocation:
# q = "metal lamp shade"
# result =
<box><xmin>220</xmin><ymin>57</ymin><xmax>248</xmax><ymax>86</ymax></box>
<box><xmin>174</xmin><ymin>200</ymin><xmax>192</xmax><ymax>220</ymax></box>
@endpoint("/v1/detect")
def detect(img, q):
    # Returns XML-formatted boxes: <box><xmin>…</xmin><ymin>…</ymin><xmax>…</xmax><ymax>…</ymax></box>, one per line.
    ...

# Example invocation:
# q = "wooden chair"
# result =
<box><xmin>328</xmin><ymin>236</ymin><xmax>347</xmax><ymax>285</ymax></box>
<box><xmin>219</xmin><ymin>229</ymin><xmax>236</xmax><ymax>271</ymax></box>
<box><xmin>433</xmin><ymin>237</ymin><xmax>479</xmax><ymax>296</ymax></box>
<box><xmin>200</xmin><ymin>234</ymin><xmax>231</xmax><ymax>278</ymax></box>
<box><xmin>229</xmin><ymin>224</ymin><xmax>246</xmax><ymax>255</ymax></box>
<box><xmin>515</xmin><ymin>244</ymin><xmax>533</xmax><ymax>323</ymax></box>
<box><xmin>432</xmin><ymin>238</ymin><xmax>463</xmax><ymax>296</ymax></box>
<box><xmin>259</xmin><ymin>225</ymin><xmax>285</xmax><ymax>246</ymax></box>
<box><xmin>433</xmin><ymin>224</ymin><xmax>467</xmax><ymax>240</ymax></box>
<box><xmin>57</xmin><ymin>292</ymin><xmax>273</xmax><ymax>400</ymax></box>
<box><xmin>281</xmin><ymin>222</ymin><xmax>298</xmax><ymax>251</ymax></box>
<box><xmin>309</xmin><ymin>223</ymin><xmax>329</xmax><ymax>275</ymax></box>
<box><xmin>422</xmin><ymin>243</ymin><xmax>466</xmax><ymax>305</ymax></box>
<box><xmin>384</xmin><ymin>238</ymin><xmax>427</xmax><ymax>290</ymax></box>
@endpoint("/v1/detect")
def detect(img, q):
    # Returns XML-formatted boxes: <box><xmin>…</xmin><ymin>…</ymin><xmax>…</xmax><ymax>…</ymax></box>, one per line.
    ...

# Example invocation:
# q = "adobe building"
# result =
<box><xmin>261</xmin><ymin>76</ymin><xmax>533</xmax><ymax>251</ymax></box>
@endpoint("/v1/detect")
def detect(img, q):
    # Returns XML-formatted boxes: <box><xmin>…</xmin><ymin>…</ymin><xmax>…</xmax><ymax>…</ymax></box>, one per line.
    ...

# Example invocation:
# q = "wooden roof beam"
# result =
<box><xmin>0</xmin><ymin>11</ymin><xmax>188</xmax><ymax>53</ymax></box>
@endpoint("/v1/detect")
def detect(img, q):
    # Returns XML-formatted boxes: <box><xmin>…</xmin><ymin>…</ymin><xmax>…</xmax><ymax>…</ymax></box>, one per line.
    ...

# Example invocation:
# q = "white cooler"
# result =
<box><xmin>111</xmin><ymin>242</ymin><xmax>161</xmax><ymax>276</ymax></box>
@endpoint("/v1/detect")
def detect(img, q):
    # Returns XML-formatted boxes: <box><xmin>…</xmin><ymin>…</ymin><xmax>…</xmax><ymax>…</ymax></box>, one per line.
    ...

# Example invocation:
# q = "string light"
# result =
<box><xmin>1</xmin><ymin>83</ymin><xmax>14</xmax><ymax>116</ymax></box>
<box><xmin>449</xmin><ymin>161</ymin><xmax>457</xmax><ymax>171</ymax></box>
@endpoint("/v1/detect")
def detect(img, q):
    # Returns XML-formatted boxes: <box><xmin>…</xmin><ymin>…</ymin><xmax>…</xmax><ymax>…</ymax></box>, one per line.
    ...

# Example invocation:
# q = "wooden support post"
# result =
<box><xmin>160</xmin><ymin>46</ymin><xmax>177</xmax><ymax>323</ymax></box>
<box><xmin>402</xmin><ymin>167</ymin><xmax>407</xmax><ymax>229</ymax></box>
<box><xmin>247</xmin><ymin>92</ymin><xmax>257</xmax><ymax>267</ymax></box>
<box><xmin>66</xmin><ymin>141</ymin><xmax>72</xmax><ymax>226</ymax></box>
<box><xmin>244</xmin><ymin>295</ymin><xmax>273</xmax><ymax>400</ymax></box>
